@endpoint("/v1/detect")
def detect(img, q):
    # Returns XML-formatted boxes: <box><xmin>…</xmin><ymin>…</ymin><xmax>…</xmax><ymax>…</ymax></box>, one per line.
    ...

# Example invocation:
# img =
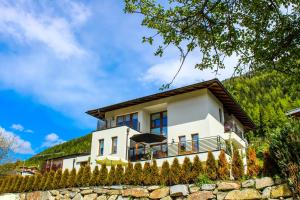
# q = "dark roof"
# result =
<box><xmin>286</xmin><ymin>108</ymin><xmax>300</xmax><ymax>118</ymax></box>
<box><xmin>86</xmin><ymin>79</ymin><xmax>255</xmax><ymax>131</ymax></box>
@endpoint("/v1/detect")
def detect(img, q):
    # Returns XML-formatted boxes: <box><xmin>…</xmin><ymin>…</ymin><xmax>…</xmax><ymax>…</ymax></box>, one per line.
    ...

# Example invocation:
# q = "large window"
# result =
<box><xmin>116</xmin><ymin>113</ymin><xmax>138</xmax><ymax>130</ymax></box>
<box><xmin>150</xmin><ymin>111</ymin><xmax>167</xmax><ymax>136</ymax></box>
<box><xmin>111</xmin><ymin>137</ymin><xmax>118</xmax><ymax>154</ymax></box>
<box><xmin>99</xmin><ymin>139</ymin><xmax>104</xmax><ymax>156</ymax></box>
<box><xmin>191</xmin><ymin>134</ymin><xmax>199</xmax><ymax>152</ymax></box>
<box><xmin>178</xmin><ymin>136</ymin><xmax>186</xmax><ymax>153</ymax></box>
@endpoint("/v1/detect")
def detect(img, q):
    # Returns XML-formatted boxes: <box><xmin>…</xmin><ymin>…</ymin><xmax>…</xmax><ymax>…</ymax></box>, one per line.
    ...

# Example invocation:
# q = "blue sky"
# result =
<box><xmin>0</xmin><ymin>0</ymin><xmax>237</xmax><ymax>161</ymax></box>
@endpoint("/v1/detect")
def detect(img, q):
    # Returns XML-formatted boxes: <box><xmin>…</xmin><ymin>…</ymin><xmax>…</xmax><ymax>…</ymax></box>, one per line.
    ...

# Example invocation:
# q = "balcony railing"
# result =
<box><xmin>96</xmin><ymin>120</ymin><xmax>140</xmax><ymax>132</ymax></box>
<box><xmin>224</xmin><ymin>121</ymin><xmax>244</xmax><ymax>139</ymax></box>
<box><xmin>128</xmin><ymin>136</ymin><xmax>226</xmax><ymax>162</ymax></box>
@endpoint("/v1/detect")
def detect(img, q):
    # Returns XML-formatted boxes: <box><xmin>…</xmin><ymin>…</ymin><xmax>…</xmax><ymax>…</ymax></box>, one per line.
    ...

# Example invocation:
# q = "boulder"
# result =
<box><xmin>0</xmin><ymin>194</ymin><xmax>20</xmax><ymax>200</ymax></box>
<box><xmin>107</xmin><ymin>195</ymin><xmax>118</xmax><ymax>200</ymax></box>
<box><xmin>161</xmin><ymin>196</ymin><xmax>172</xmax><ymax>200</ymax></box>
<box><xmin>94</xmin><ymin>188</ymin><xmax>109</xmax><ymax>194</ymax></box>
<box><xmin>149</xmin><ymin>187</ymin><xmax>169</xmax><ymax>199</ymax></box>
<box><xmin>83</xmin><ymin>193</ymin><xmax>98</xmax><ymax>200</ymax></box>
<box><xmin>217</xmin><ymin>192</ymin><xmax>227</xmax><ymax>200</ymax></box>
<box><xmin>201</xmin><ymin>184</ymin><xmax>216</xmax><ymax>191</ymax></box>
<box><xmin>189</xmin><ymin>184</ymin><xmax>200</xmax><ymax>193</ymax></box>
<box><xmin>170</xmin><ymin>185</ymin><xmax>189</xmax><ymax>197</ymax></box>
<box><xmin>187</xmin><ymin>191</ymin><xmax>214</xmax><ymax>200</ymax></box>
<box><xmin>69</xmin><ymin>192</ymin><xmax>77</xmax><ymax>198</ymax></box>
<box><xmin>255</xmin><ymin>177</ymin><xmax>274</xmax><ymax>190</ymax></box>
<box><xmin>242</xmin><ymin>180</ymin><xmax>255</xmax><ymax>188</ymax></box>
<box><xmin>41</xmin><ymin>191</ymin><xmax>55</xmax><ymax>200</ymax></box>
<box><xmin>96</xmin><ymin>195</ymin><xmax>107</xmax><ymax>200</ymax></box>
<box><xmin>270</xmin><ymin>184</ymin><xmax>292</xmax><ymax>198</ymax></box>
<box><xmin>73</xmin><ymin>193</ymin><xmax>84</xmax><ymax>200</ymax></box>
<box><xmin>71</xmin><ymin>188</ymin><xmax>81</xmax><ymax>192</ymax></box>
<box><xmin>107</xmin><ymin>190</ymin><xmax>121</xmax><ymax>195</ymax></box>
<box><xmin>225</xmin><ymin>189</ymin><xmax>261</xmax><ymax>200</ymax></box>
<box><xmin>26</xmin><ymin>191</ymin><xmax>42</xmax><ymax>200</ymax></box>
<box><xmin>122</xmin><ymin>188</ymin><xmax>149</xmax><ymax>198</ymax></box>
<box><xmin>50</xmin><ymin>190</ymin><xmax>60</xmax><ymax>196</ymax></box>
<box><xmin>217</xmin><ymin>182</ymin><xmax>240</xmax><ymax>191</ymax></box>
<box><xmin>148</xmin><ymin>185</ymin><xmax>161</xmax><ymax>192</ymax></box>
<box><xmin>81</xmin><ymin>190</ymin><xmax>93</xmax><ymax>195</ymax></box>
<box><xmin>262</xmin><ymin>187</ymin><xmax>271</xmax><ymax>199</ymax></box>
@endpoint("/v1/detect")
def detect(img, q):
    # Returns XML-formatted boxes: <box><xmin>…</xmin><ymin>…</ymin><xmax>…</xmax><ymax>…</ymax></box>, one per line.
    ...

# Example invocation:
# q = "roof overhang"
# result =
<box><xmin>286</xmin><ymin>108</ymin><xmax>300</xmax><ymax>118</ymax></box>
<box><xmin>86</xmin><ymin>79</ymin><xmax>256</xmax><ymax>131</ymax></box>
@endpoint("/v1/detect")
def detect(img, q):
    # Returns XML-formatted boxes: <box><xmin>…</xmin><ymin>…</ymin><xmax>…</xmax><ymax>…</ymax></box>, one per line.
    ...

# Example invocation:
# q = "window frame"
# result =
<box><xmin>178</xmin><ymin>135</ymin><xmax>186</xmax><ymax>153</ymax></box>
<box><xmin>111</xmin><ymin>137</ymin><xmax>118</xmax><ymax>154</ymax></box>
<box><xmin>150</xmin><ymin>110</ymin><xmax>167</xmax><ymax>135</ymax></box>
<box><xmin>191</xmin><ymin>133</ymin><xmax>199</xmax><ymax>152</ymax></box>
<box><xmin>116</xmin><ymin>112</ymin><xmax>138</xmax><ymax>130</ymax></box>
<box><xmin>98</xmin><ymin>139</ymin><xmax>104</xmax><ymax>156</ymax></box>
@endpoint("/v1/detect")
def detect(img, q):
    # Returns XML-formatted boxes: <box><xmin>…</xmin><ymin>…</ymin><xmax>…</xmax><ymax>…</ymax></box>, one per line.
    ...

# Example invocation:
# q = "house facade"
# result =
<box><xmin>87</xmin><ymin>79</ymin><xmax>255</xmax><ymax>168</ymax></box>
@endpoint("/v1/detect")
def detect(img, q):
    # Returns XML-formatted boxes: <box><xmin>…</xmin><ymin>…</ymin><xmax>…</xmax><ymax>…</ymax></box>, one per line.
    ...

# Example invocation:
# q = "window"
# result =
<box><xmin>150</xmin><ymin>111</ymin><xmax>167</xmax><ymax>136</ymax></box>
<box><xmin>116</xmin><ymin>113</ymin><xmax>138</xmax><ymax>130</ymax></box>
<box><xmin>99</xmin><ymin>139</ymin><xmax>104</xmax><ymax>156</ymax></box>
<box><xmin>219</xmin><ymin>108</ymin><xmax>223</xmax><ymax>123</ymax></box>
<box><xmin>178</xmin><ymin>136</ymin><xmax>186</xmax><ymax>153</ymax></box>
<box><xmin>111</xmin><ymin>137</ymin><xmax>118</xmax><ymax>154</ymax></box>
<box><xmin>192</xmin><ymin>134</ymin><xmax>199</xmax><ymax>152</ymax></box>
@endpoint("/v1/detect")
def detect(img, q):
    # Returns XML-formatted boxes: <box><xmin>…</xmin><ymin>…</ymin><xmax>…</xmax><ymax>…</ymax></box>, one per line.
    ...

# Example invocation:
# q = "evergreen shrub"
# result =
<box><xmin>52</xmin><ymin>169</ymin><xmax>62</xmax><ymax>189</ymax></box>
<box><xmin>150</xmin><ymin>160</ymin><xmax>160</xmax><ymax>185</ymax></box>
<box><xmin>181</xmin><ymin>157</ymin><xmax>193</xmax><ymax>184</ymax></box>
<box><xmin>60</xmin><ymin>169</ymin><xmax>69</xmax><ymax>188</ymax></box>
<box><xmin>232</xmin><ymin>148</ymin><xmax>244</xmax><ymax>180</ymax></box>
<box><xmin>206</xmin><ymin>151</ymin><xmax>217</xmax><ymax>180</ymax></box>
<box><xmin>33</xmin><ymin>174</ymin><xmax>42</xmax><ymax>191</ymax></box>
<box><xmin>115</xmin><ymin>164</ymin><xmax>124</xmax><ymax>185</ymax></box>
<box><xmin>82</xmin><ymin>165</ymin><xmax>91</xmax><ymax>186</ymax></box>
<box><xmin>25</xmin><ymin>176</ymin><xmax>35</xmax><ymax>192</ymax></box>
<box><xmin>44</xmin><ymin>170</ymin><xmax>55</xmax><ymax>190</ymax></box>
<box><xmin>160</xmin><ymin>160</ymin><xmax>170</xmax><ymax>186</ymax></box>
<box><xmin>39</xmin><ymin>172</ymin><xmax>48</xmax><ymax>191</ymax></box>
<box><xmin>90</xmin><ymin>166</ymin><xmax>99</xmax><ymax>186</ymax></box>
<box><xmin>124</xmin><ymin>162</ymin><xmax>134</xmax><ymax>185</ymax></box>
<box><xmin>68</xmin><ymin>168</ymin><xmax>76</xmax><ymax>188</ymax></box>
<box><xmin>75</xmin><ymin>166</ymin><xmax>84</xmax><ymax>187</ymax></box>
<box><xmin>107</xmin><ymin>165</ymin><xmax>116</xmax><ymax>186</ymax></box>
<box><xmin>133</xmin><ymin>163</ymin><xmax>143</xmax><ymax>185</ymax></box>
<box><xmin>191</xmin><ymin>155</ymin><xmax>204</xmax><ymax>182</ymax></box>
<box><xmin>217</xmin><ymin>150</ymin><xmax>230</xmax><ymax>180</ymax></box>
<box><xmin>247</xmin><ymin>146</ymin><xmax>259</xmax><ymax>177</ymax></box>
<box><xmin>142</xmin><ymin>162</ymin><xmax>151</xmax><ymax>185</ymax></box>
<box><xmin>99</xmin><ymin>164</ymin><xmax>108</xmax><ymax>185</ymax></box>
<box><xmin>170</xmin><ymin>158</ymin><xmax>181</xmax><ymax>185</ymax></box>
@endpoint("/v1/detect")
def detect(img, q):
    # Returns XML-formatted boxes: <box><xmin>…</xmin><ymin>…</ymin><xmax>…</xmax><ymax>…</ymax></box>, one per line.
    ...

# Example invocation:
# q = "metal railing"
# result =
<box><xmin>128</xmin><ymin>136</ymin><xmax>226</xmax><ymax>162</ymax></box>
<box><xmin>96</xmin><ymin>120</ymin><xmax>140</xmax><ymax>132</ymax></box>
<box><xmin>224</xmin><ymin>121</ymin><xmax>244</xmax><ymax>139</ymax></box>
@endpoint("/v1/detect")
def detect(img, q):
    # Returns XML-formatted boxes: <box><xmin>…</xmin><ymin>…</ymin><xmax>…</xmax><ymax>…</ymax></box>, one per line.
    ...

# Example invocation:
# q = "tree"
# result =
<box><xmin>160</xmin><ymin>160</ymin><xmax>170</xmax><ymax>186</ymax></box>
<box><xmin>115</xmin><ymin>164</ymin><xmax>124</xmax><ymax>185</ymax></box>
<box><xmin>3</xmin><ymin>176</ymin><xmax>12</xmax><ymax>193</ymax></box>
<box><xmin>124</xmin><ymin>0</ymin><xmax>300</xmax><ymax>86</ymax></box>
<box><xmin>150</xmin><ymin>160</ymin><xmax>160</xmax><ymax>185</ymax></box>
<box><xmin>0</xmin><ymin>179</ymin><xmax>4</xmax><ymax>193</ymax></box>
<box><xmin>107</xmin><ymin>165</ymin><xmax>116</xmax><ymax>186</ymax></box>
<box><xmin>124</xmin><ymin>162</ymin><xmax>134</xmax><ymax>185</ymax></box>
<box><xmin>0</xmin><ymin>129</ymin><xmax>13</xmax><ymax>163</ymax></box>
<box><xmin>90</xmin><ymin>166</ymin><xmax>99</xmax><ymax>186</ymax></box>
<box><xmin>191</xmin><ymin>155</ymin><xmax>204</xmax><ymax>182</ymax></box>
<box><xmin>60</xmin><ymin>169</ymin><xmax>69</xmax><ymax>188</ymax></box>
<box><xmin>170</xmin><ymin>158</ymin><xmax>181</xmax><ymax>185</ymax></box>
<box><xmin>39</xmin><ymin>172</ymin><xmax>48</xmax><ymax>191</ymax></box>
<box><xmin>68</xmin><ymin>168</ymin><xmax>76</xmax><ymax>188</ymax></box>
<box><xmin>44</xmin><ymin>170</ymin><xmax>55</xmax><ymax>190</ymax></box>
<box><xmin>52</xmin><ymin>169</ymin><xmax>62</xmax><ymax>189</ymax></box>
<box><xmin>99</xmin><ymin>164</ymin><xmax>108</xmax><ymax>185</ymax></box>
<box><xmin>25</xmin><ymin>175</ymin><xmax>35</xmax><ymax>192</ymax></box>
<box><xmin>181</xmin><ymin>157</ymin><xmax>193</xmax><ymax>184</ymax></box>
<box><xmin>232</xmin><ymin>149</ymin><xmax>244</xmax><ymax>180</ymax></box>
<box><xmin>33</xmin><ymin>173</ymin><xmax>42</xmax><ymax>191</ymax></box>
<box><xmin>19</xmin><ymin>176</ymin><xmax>29</xmax><ymax>192</ymax></box>
<box><xmin>75</xmin><ymin>166</ymin><xmax>84</xmax><ymax>187</ymax></box>
<box><xmin>9</xmin><ymin>176</ymin><xmax>17</xmax><ymax>192</ymax></box>
<box><xmin>12</xmin><ymin>176</ymin><xmax>22</xmax><ymax>193</ymax></box>
<box><xmin>247</xmin><ymin>147</ymin><xmax>259</xmax><ymax>177</ymax></box>
<box><xmin>132</xmin><ymin>163</ymin><xmax>143</xmax><ymax>185</ymax></box>
<box><xmin>206</xmin><ymin>151</ymin><xmax>217</xmax><ymax>180</ymax></box>
<box><xmin>142</xmin><ymin>162</ymin><xmax>152</xmax><ymax>185</ymax></box>
<box><xmin>218</xmin><ymin>150</ymin><xmax>230</xmax><ymax>180</ymax></box>
<box><xmin>82</xmin><ymin>165</ymin><xmax>91</xmax><ymax>186</ymax></box>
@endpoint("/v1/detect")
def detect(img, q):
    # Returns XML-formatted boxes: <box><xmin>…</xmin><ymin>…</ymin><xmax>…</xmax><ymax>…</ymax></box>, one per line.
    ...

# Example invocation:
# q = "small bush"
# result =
<box><xmin>232</xmin><ymin>148</ymin><xmax>244</xmax><ymax>180</ymax></box>
<box><xmin>160</xmin><ymin>160</ymin><xmax>170</xmax><ymax>185</ymax></box>
<box><xmin>206</xmin><ymin>151</ymin><xmax>217</xmax><ymax>180</ymax></box>
<box><xmin>39</xmin><ymin>172</ymin><xmax>48</xmax><ymax>191</ymax></box>
<box><xmin>90</xmin><ymin>166</ymin><xmax>100</xmax><ymax>186</ymax></box>
<box><xmin>107</xmin><ymin>165</ymin><xmax>116</xmax><ymax>185</ymax></box>
<box><xmin>0</xmin><ymin>179</ymin><xmax>4</xmax><ymax>193</ymax></box>
<box><xmin>82</xmin><ymin>165</ymin><xmax>91</xmax><ymax>186</ymax></box>
<box><xmin>124</xmin><ymin>162</ymin><xmax>134</xmax><ymax>185</ymax></box>
<box><xmin>218</xmin><ymin>150</ymin><xmax>230</xmax><ymax>180</ymax></box>
<box><xmin>181</xmin><ymin>157</ymin><xmax>193</xmax><ymax>184</ymax></box>
<box><xmin>8</xmin><ymin>176</ymin><xmax>17</xmax><ymax>192</ymax></box>
<box><xmin>68</xmin><ymin>168</ymin><xmax>76</xmax><ymax>187</ymax></box>
<box><xmin>3</xmin><ymin>177</ymin><xmax>12</xmax><ymax>193</ymax></box>
<box><xmin>150</xmin><ymin>160</ymin><xmax>160</xmax><ymax>185</ymax></box>
<box><xmin>142</xmin><ymin>162</ymin><xmax>152</xmax><ymax>185</ymax></box>
<box><xmin>33</xmin><ymin>174</ymin><xmax>42</xmax><ymax>191</ymax></box>
<box><xmin>115</xmin><ymin>164</ymin><xmax>124</xmax><ymax>185</ymax></box>
<box><xmin>25</xmin><ymin>175</ymin><xmax>35</xmax><ymax>192</ymax></box>
<box><xmin>191</xmin><ymin>155</ymin><xmax>204</xmax><ymax>182</ymax></box>
<box><xmin>247</xmin><ymin>146</ymin><xmax>259</xmax><ymax>177</ymax></box>
<box><xmin>60</xmin><ymin>169</ymin><xmax>69</xmax><ymax>188</ymax></box>
<box><xmin>52</xmin><ymin>169</ymin><xmax>62</xmax><ymax>189</ymax></box>
<box><xmin>132</xmin><ymin>163</ymin><xmax>143</xmax><ymax>185</ymax></box>
<box><xmin>75</xmin><ymin>166</ymin><xmax>84</xmax><ymax>187</ymax></box>
<box><xmin>196</xmin><ymin>174</ymin><xmax>214</xmax><ymax>186</ymax></box>
<box><xmin>20</xmin><ymin>176</ymin><xmax>29</xmax><ymax>192</ymax></box>
<box><xmin>170</xmin><ymin>158</ymin><xmax>181</xmax><ymax>185</ymax></box>
<box><xmin>44</xmin><ymin>170</ymin><xmax>55</xmax><ymax>190</ymax></box>
<box><xmin>99</xmin><ymin>164</ymin><xmax>108</xmax><ymax>185</ymax></box>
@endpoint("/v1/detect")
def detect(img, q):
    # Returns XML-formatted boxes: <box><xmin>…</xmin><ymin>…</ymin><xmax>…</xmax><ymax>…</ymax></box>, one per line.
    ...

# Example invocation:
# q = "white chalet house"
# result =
<box><xmin>87</xmin><ymin>79</ymin><xmax>255</xmax><ymax>168</ymax></box>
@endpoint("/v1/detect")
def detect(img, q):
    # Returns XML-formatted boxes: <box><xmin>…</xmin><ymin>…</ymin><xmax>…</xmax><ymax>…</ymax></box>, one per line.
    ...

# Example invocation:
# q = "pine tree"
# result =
<box><xmin>99</xmin><ymin>164</ymin><xmax>108</xmax><ymax>185</ymax></box>
<box><xmin>107</xmin><ymin>165</ymin><xmax>116</xmax><ymax>186</ymax></box>
<box><xmin>218</xmin><ymin>150</ymin><xmax>230</xmax><ymax>180</ymax></box>
<box><xmin>60</xmin><ymin>169</ymin><xmax>69</xmax><ymax>188</ymax></box>
<box><xmin>32</xmin><ymin>174</ymin><xmax>42</xmax><ymax>191</ymax></box>
<box><xmin>19</xmin><ymin>176</ymin><xmax>29</xmax><ymax>192</ymax></box>
<box><xmin>232</xmin><ymin>148</ymin><xmax>244</xmax><ymax>180</ymax></box>
<box><xmin>132</xmin><ymin>163</ymin><xmax>143</xmax><ymax>185</ymax></box>
<box><xmin>124</xmin><ymin>162</ymin><xmax>134</xmax><ymax>185</ymax></box>
<box><xmin>14</xmin><ymin>176</ymin><xmax>23</xmax><ymax>193</ymax></box>
<box><xmin>44</xmin><ymin>170</ymin><xmax>55</xmax><ymax>190</ymax></box>
<box><xmin>115</xmin><ymin>164</ymin><xmax>124</xmax><ymax>185</ymax></box>
<box><xmin>160</xmin><ymin>160</ymin><xmax>170</xmax><ymax>186</ymax></box>
<box><xmin>247</xmin><ymin>146</ymin><xmax>259</xmax><ymax>177</ymax></box>
<box><xmin>52</xmin><ymin>169</ymin><xmax>62</xmax><ymax>189</ymax></box>
<box><xmin>68</xmin><ymin>168</ymin><xmax>76</xmax><ymax>188</ymax></box>
<box><xmin>170</xmin><ymin>158</ymin><xmax>181</xmax><ymax>185</ymax></box>
<box><xmin>25</xmin><ymin>175</ymin><xmax>35</xmax><ymax>192</ymax></box>
<box><xmin>206</xmin><ymin>151</ymin><xmax>217</xmax><ymax>180</ymax></box>
<box><xmin>90</xmin><ymin>166</ymin><xmax>99</xmax><ymax>186</ymax></box>
<box><xmin>39</xmin><ymin>172</ymin><xmax>48</xmax><ymax>191</ymax></box>
<box><xmin>82</xmin><ymin>165</ymin><xmax>91</xmax><ymax>187</ymax></box>
<box><xmin>150</xmin><ymin>160</ymin><xmax>160</xmax><ymax>185</ymax></box>
<box><xmin>142</xmin><ymin>162</ymin><xmax>151</xmax><ymax>185</ymax></box>
<box><xmin>191</xmin><ymin>155</ymin><xmax>204</xmax><ymax>182</ymax></box>
<box><xmin>75</xmin><ymin>166</ymin><xmax>84</xmax><ymax>187</ymax></box>
<box><xmin>181</xmin><ymin>157</ymin><xmax>193</xmax><ymax>184</ymax></box>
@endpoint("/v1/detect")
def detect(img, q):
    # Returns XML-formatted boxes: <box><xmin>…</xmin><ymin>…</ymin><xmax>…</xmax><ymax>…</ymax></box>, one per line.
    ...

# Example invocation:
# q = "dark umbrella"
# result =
<box><xmin>130</xmin><ymin>133</ymin><xmax>166</xmax><ymax>143</ymax></box>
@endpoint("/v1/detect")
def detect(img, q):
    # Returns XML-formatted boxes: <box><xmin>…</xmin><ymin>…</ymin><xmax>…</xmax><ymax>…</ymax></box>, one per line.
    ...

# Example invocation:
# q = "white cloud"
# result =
<box><xmin>11</xmin><ymin>124</ymin><xmax>24</xmax><ymax>131</ymax></box>
<box><xmin>42</xmin><ymin>133</ymin><xmax>65</xmax><ymax>148</ymax></box>
<box><xmin>0</xmin><ymin>126</ymin><xmax>34</xmax><ymax>154</ymax></box>
<box><xmin>25</xmin><ymin>129</ymin><xmax>33</xmax><ymax>133</ymax></box>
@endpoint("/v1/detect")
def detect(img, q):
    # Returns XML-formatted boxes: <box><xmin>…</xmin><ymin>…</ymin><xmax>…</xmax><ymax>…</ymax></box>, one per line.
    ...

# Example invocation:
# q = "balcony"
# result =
<box><xmin>128</xmin><ymin>136</ymin><xmax>226</xmax><ymax>162</ymax></box>
<box><xmin>96</xmin><ymin>119</ymin><xmax>140</xmax><ymax>132</ymax></box>
<box><xmin>224</xmin><ymin>121</ymin><xmax>247</xmax><ymax>147</ymax></box>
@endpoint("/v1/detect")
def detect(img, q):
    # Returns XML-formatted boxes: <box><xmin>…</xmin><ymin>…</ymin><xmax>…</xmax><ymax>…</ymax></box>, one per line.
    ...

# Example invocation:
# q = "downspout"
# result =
<box><xmin>126</xmin><ymin>127</ymin><xmax>130</xmax><ymax>161</ymax></box>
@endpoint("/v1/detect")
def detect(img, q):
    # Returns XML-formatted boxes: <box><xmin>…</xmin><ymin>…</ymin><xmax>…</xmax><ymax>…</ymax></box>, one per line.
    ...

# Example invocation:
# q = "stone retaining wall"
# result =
<box><xmin>0</xmin><ymin>177</ymin><xmax>294</xmax><ymax>200</ymax></box>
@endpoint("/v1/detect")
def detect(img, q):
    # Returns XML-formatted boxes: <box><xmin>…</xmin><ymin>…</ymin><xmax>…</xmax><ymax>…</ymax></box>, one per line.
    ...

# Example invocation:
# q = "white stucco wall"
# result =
<box><xmin>62</xmin><ymin>155</ymin><xmax>90</xmax><ymax>171</ymax></box>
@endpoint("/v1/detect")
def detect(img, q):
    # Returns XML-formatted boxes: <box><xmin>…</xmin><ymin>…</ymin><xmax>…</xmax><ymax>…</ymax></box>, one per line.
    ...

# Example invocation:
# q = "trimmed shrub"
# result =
<box><xmin>60</xmin><ymin>169</ymin><xmax>69</xmax><ymax>188</ymax></box>
<box><xmin>107</xmin><ymin>165</ymin><xmax>116</xmax><ymax>186</ymax></box>
<box><xmin>9</xmin><ymin>176</ymin><xmax>17</xmax><ymax>192</ymax></box>
<box><xmin>132</xmin><ymin>163</ymin><xmax>143</xmax><ymax>185</ymax></box>
<box><xmin>75</xmin><ymin>166</ymin><xmax>84</xmax><ymax>187</ymax></box>
<box><xmin>33</xmin><ymin>174</ymin><xmax>42</xmax><ymax>191</ymax></box>
<box><xmin>160</xmin><ymin>160</ymin><xmax>170</xmax><ymax>186</ymax></box>
<box><xmin>206</xmin><ymin>151</ymin><xmax>217</xmax><ymax>180</ymax></box>
<box><xmin>82</xmin><ymin>165</ymin><xmax>91</xmax><ymax>186</ymax></box>
<box><xmin>25</xmin><ymin>175</ymin><xmax>35</xmax><ymax>192</ymax></box>
<box><xmin>170</xmin><ymin>158</ymin><xmax>181</xmax><ymax>185</ymax></box>
<box><xmin>19</xmin><ymin>176</ymin><xmax>29</xmax><ymax>192</ymax></box>
<box><xmin>218</xmin><ymin>150</ymin><xmax>230</xmax><ymax>180</ymax></box>
<box><xmin>39</xmin><ymin>172</ymin><xmax>48</xmax><ymax>191</ymax></box>
<box><xmin>44</xmin><ymin>170</ymin><xmax>55</xmax><ymax>190</ymax></box>
<box><xmin>68</xmin><ymin>168</ymin><xmax>76</xmax><ymax>188</ymax></box>
<box><xmin>181</xmin><ymin>157</ymin><xmax>193</xmax><ymax>184</ymax></box>
<box><xmin>52</xmin><ymin>169</ymin><xmax>62</xmax><ymax>189</ymax></box>
<box><xmin>232</xmin><ymin>148</ymin><xmax>244</xmax><ymax>180</ymax></box>
<box><xmin>142</xmin><ymin>162</ymin><xmax>152</xmax><ymax>185</ymax></box>
<box><xmin>115</xmin><ymin>164</ymin><xmax>124</xmax><ymax>185</ymax></box>
<box><xmin>247</xmin><ymin>146</ymin><xmax>259</xmax><ymax>177</ymax></box>
<box><xmin>191</xmin><ymin>155</ymin><xmax>204</xmax><ymax>182</ymax></box>
<box><xmin>3</xmin><ymin>177</ymin><xmax>12</xmax><ymax>193</ymax></box>
<box><xmin>124</xmin><ymin>162</ymin><xmax>134</xmax><ymax>185</ymax></box>
<box><xmin>0</xmin><ymin>179</ymin><xmax>3</xmax><ymax>193</ymax></box>
<box><xmin>14</xmin><ymin>176</ymin><xmax>23</xmax><ymax>192</ymax></box>
<box><xmin>90</xmin><ymin>166</ymin><xmax>99</xmax><ymax>186</ymax></box>
<box><xmin>99</xmin><ymin>164</ymin><xmax>108</xmax><ymax>185</ymax></box>
<box><xmin>150</xmin><ymin>160</ymin><xmax>160</xmax><ymax>185</ymax></box>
